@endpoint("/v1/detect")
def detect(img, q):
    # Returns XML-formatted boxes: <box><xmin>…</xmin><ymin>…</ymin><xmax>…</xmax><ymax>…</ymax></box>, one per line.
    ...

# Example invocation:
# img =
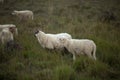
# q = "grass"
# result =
<box><xmin>0</xmin><ymin>0</ymin><xmax>120</xmax><ymax>80</ymax></box>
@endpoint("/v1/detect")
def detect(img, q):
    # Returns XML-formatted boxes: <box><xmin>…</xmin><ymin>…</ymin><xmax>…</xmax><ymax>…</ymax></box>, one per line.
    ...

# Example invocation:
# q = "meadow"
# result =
<box><xmin>0</xmin><ymin>0</ymin><xmax>120</xmax><ymax>80</ymax></box>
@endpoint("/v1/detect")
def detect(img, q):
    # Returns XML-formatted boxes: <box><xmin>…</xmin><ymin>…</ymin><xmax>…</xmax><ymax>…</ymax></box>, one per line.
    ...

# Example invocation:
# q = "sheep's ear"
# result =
<box><xmin>34</xmin><ymin>30</ymin><xmax>39</xmax><ymax>34</ymax></box>
<box><xmin>2</xmin><ymin>32</ymin><xmax>4</xmax><ymax>36</ymax></box>
<box><xmin>12</xmin><ymin>10</ymin><xmax>16</xmax><ymax>15</ymax></box>
<box><xmin>13</xmin><ymin>10</ymin><xmax>18</xmax><ymax>13</ymax></box>
<box><xmin>13</xmin><ymin>10</ymin><xmax>15</xmax><ymax>12</ymax></box>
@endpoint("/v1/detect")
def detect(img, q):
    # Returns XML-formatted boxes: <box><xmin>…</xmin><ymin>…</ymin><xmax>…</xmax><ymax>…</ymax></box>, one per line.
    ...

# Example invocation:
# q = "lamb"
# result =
<box><xmin>0</xmin><ymin>28</ymin><xmax>14</xmax><ymax>44</ymax></box>
<box><xmin>34</xmin><ymin>30</ymin><xmax>72</xmax><ymax>50</ymax></box>
<box><xmin>12</xmin><ymin>10</ymin><xmax>33</xmax><ymax>21</ymax></box>
<box><xmin>0</xmin><ymin>24</ymin><xmax>18</xmax><ymax>35</ymax></box>
<box><xmin>59</xmin><ymin>37</ymin><xmax>97</xmax><ymax>60</ymax></box>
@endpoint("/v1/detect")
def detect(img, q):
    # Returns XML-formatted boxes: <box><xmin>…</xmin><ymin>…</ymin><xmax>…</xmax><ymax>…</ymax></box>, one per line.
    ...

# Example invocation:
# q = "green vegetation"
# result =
<box><xmin>0</xmin><ymin>0</ymin><xmax>120</xmax><ymax>80</ymax></box>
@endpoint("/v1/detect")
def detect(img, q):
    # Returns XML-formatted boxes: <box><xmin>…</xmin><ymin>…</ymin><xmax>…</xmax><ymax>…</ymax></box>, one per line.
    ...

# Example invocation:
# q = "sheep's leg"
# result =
<box><xmin>1</xmin><ymin>37</ymin><xmax>4</xmax><ymax>44</ymax></box>
<box><xmin>19</xmin><ymin>17</ymin><xmax>22</xmax><ymax>23</ymax></box>
<box><xmin>16</xmin><ymin>28</ymin><xmax>18</xmax><ymax>35</ymax></box>
<box><xmin>31</xmin><ymin>15</ymin><xmax>33</xmax><ymax>20</ymax></box>
<box><xmin>86</xmin><ymin>52</ymin><xmax>93</xmax><ymax>59</ymax></box>
<box><xmin>73</xmin><ymin>53</ymin><xmax>76</xmax><ymax>61</ymax></box>
<box><xmin>29</xmin><ymin>15</ymin><xmax>33</xmax><ymax>20</ymax></box>
<box><xmin>10</xmin><ymin>34</ymin><xmax>14</xmax><ymax>41</ymax></box>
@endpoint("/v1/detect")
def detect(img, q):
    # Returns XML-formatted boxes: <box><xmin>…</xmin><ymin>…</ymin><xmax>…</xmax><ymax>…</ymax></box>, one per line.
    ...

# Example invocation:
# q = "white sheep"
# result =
<box><xmin>0</xmin><ymin>28</ymin><xmax>14</xmax><ymax>44</ymax></box>
<box><xmin>34</xmin><ymin>30</ymin><xmax>72</xmax><ymax>50</ymax></box>
<box><xmin>0</xmin><ymin>24</ymin><xmax>18</xmax><ymax>35</ymax></box>
<box><xmin>59</xmin><ymin>37</ymin><xmax>97</xmax><ymax>60</ymax></box>
<box><xmin>55</xmin><ymin>33</ymin><xmax>72</xmax><ymax>39</ymax></box>
<box><xmin>12</xmin><ymin>10</ymin><xmax>33</xmax><ymax>21</ymax></box>
<box><xmin>0</xmin><ymin>24</ymin><xmax>16</xmax><ymax>29</ymax></box>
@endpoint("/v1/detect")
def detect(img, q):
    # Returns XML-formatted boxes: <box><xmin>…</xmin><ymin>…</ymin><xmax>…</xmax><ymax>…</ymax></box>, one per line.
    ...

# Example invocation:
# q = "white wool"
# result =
<box><xmin>56</xmin><ymin>33</ymin><xmax>72</xmax><ymax>39</ymax></box>
<box><xmin>0</xmin><ymin>24</ymin><xmax>18</xmax><ymax>35</ymax></box>
<box><xmin>59</xmin><ymin>38</ymin><xmax>96</xmax><ymax>60</ymax></box>
<box><xmin>12</xmin><ymin>10</ymin><xmax>33</xmax><ymax>21</ymax></box>
<box><xmin>35</xmin><ymin>31</ymin><xmax>72</xmax><ymax>50</ymax></box>
<box><xmin>35</xmin><ymin>31</ymin><xmax>58</xmax><ymax>49</ymax></box>
<box><xmin>0</xmin><ymin>28</ymin><xmax>14</xmax><ymax>44</ymax></box>
<box><xmin>0</xmin><ymin>24</ymin><xmax>16</xmax><ymax>29</ymax></box>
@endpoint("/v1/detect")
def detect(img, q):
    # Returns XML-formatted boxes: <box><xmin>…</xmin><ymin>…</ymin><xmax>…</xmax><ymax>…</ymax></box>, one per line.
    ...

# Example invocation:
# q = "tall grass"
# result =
<box><xmin>0</xmin><ymin>0</ymin><xmax>120</xmax><ymax>80</ymax></box>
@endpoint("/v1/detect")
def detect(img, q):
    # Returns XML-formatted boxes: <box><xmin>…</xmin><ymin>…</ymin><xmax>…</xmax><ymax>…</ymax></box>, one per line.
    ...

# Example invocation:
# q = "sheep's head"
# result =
<box><xmin>9</xmin><ymin>27</ymin><xmax>13</xmax><ymax>33</ymax></box>
<box><xmin>34</xmin><ymin>30</ymin><xmax>39</xmax><ymax>37</ymax></box>
<box><xmin>34</xmin><ymin>30</ymin><xmax>46</xmax><ymax>40</ymax></box>
<box><xmin>12</xmin><ymin>10</ymin><xmax>18</xmax><ymax>15</ymax></box>
<box><xmin>9</xmin><ymin>27</ymin><xmax>17</xmax><ymax>34</ymax></box>
<box><xmin>59</xmin><ymin>37</ymin><xmax>68</xmax><ymax>44</ymax></box>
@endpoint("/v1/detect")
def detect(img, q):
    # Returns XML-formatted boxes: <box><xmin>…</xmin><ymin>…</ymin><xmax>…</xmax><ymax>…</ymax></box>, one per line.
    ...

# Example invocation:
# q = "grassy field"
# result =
<box><xmin>0</xmin><ymin>0</ymin><xmax>120</xmax><ymax>80</ymax></box>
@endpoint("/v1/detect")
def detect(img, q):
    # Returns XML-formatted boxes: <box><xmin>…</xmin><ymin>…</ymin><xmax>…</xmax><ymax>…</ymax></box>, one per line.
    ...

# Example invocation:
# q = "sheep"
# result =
<box><xmin>0</xmin><ymin>24</ymin><xmax>16</xmax><ymax>29</ymax></box>
<box><xmin>0</xmin><ymin>24</ymin><xmax>18</xmax><ymax>35</ymax></box>
<box><xmin>0</xmin><ymin>28</ymin><xmax>14</xmax><ymax>44</ymax></box>
<box><xmin>34</xmin><ymin>30</ymin><xmax>72</xmax><ymax>50</ymax></box>
<box><xmin>46</xmin><ymin>33</ymin><xmax>72</xmax><ymax>49</ymax></box>
<box><xmin>12</xmin><ymin>10</ymin><xmax>33</xmax><ymax>21</ymax></box>
<box><xmin>54</xmin><ymin>33</ymin><xmax>72</xmax><ymax>39</ymax></box>
<box><xmin>59</xmin><ymin>37</ymin><xmax>97</xmax><ymax>61</ymax></box>
<box><xmin>34</xmin><ymin>30</ymin><xmax>59</xmax><ymax>49</ymax></box>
